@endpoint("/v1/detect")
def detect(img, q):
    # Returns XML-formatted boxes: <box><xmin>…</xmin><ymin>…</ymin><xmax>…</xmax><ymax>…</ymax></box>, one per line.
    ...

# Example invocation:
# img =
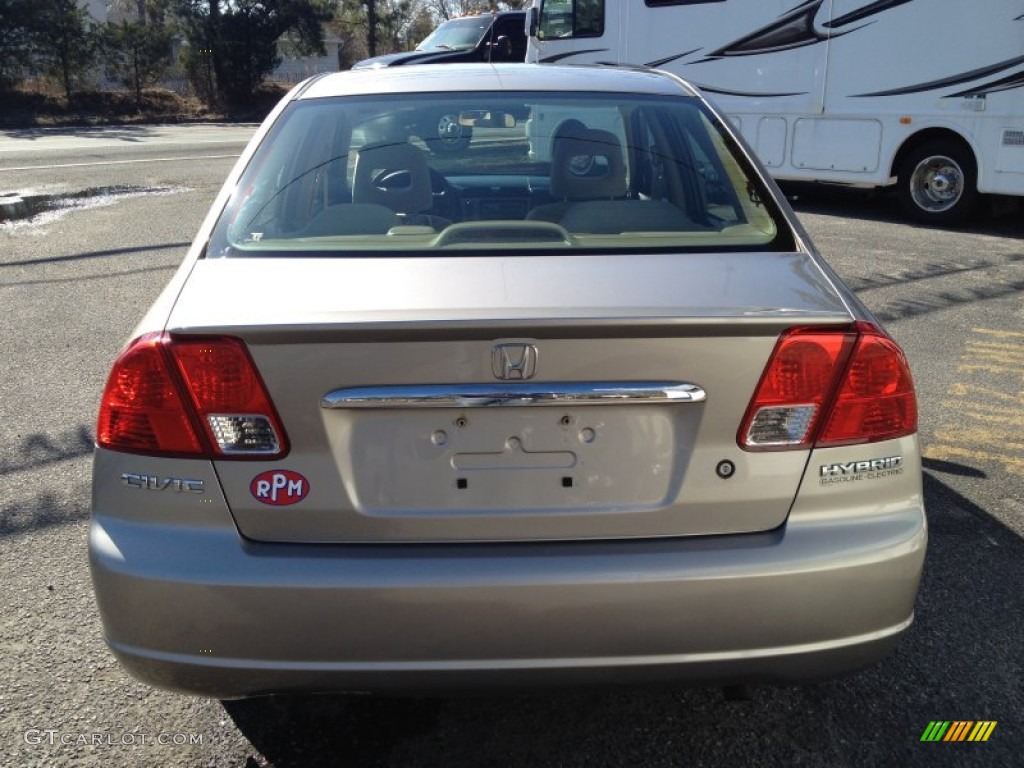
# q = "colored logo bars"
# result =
<box><xmin>920</xmin><ymin>721</ymin><xmax>997</xmax><ymax>742</ymax></box>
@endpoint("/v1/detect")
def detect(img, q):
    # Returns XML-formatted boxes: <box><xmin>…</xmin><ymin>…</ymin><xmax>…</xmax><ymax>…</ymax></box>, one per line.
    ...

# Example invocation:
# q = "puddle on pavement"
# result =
<box><xmin>0</xmin><ymin>185</ymin><xmax>186</xmax><ymax>230</ymax></box>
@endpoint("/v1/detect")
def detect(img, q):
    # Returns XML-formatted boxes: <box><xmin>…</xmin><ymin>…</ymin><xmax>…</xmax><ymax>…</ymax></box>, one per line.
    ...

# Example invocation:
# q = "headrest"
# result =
<box><xmin>550</xmin><ymin>128</ymin><xmax>627</xmax><ymax>200</ymax></box>
<box><xmin>353</xmin><ymin>141</ymin><xmax>433</xmax><ymax>214</ymax></box>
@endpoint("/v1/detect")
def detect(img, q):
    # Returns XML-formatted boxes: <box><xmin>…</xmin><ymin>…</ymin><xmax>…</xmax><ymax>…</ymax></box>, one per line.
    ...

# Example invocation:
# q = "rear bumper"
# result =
<box><xmin>89</xmin><ymin>508</ymin><xmax>925</xmax><ymax>698</ymax></box>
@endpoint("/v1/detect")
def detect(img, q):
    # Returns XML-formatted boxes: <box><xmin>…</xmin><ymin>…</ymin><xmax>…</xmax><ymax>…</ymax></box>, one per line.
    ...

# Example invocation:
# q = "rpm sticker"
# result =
<box><xmin>250</xmin><ymin>470</ymin><xmax>310</xmax><ymax>505</ymax></box>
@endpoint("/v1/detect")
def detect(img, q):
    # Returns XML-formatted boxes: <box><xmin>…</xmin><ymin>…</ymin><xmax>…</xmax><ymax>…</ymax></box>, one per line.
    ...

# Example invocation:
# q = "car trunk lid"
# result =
<box><xmin>166</xmin><ymin>253</ymin><xmax>852</xmax><ymax>543</ymax></box>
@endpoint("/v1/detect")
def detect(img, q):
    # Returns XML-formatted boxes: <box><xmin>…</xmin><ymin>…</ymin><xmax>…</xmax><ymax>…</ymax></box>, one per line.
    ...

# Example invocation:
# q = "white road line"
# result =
<box><xmin>0</xmin><ymin>138</ymin><xmax>251</xmax><ymax>153</ymax></box>
<box><xmin>3</xmin><ymin>154</ymin><xmax>241</xmax><ymax>171</ymax></box>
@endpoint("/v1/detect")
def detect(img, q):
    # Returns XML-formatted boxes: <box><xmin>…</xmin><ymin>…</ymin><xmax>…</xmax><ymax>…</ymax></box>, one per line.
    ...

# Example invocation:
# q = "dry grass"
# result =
<box><xmin>0</xmin><ymin>80</ymin><xmax>289</xmax><ymax>128</ymax></box>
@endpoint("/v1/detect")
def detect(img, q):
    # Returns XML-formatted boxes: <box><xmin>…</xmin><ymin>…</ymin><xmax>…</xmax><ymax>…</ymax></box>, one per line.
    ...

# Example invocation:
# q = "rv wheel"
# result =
<box><xmin>897</xmin><ymin>140</ymin><xmax>980</xmax><ymax>226</ymax></box>
<box><xmin>424</xmin><ymin>112</ymin><xmax>472</xmax><ymax>154</ymax></box>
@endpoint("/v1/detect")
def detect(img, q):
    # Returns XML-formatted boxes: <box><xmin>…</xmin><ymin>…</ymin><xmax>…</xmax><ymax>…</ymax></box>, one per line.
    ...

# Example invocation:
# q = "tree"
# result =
<box><xmin>177</xmin><ymin>1</ymin><xmax>218</xmax><ymax>103</ymax></box>
<box><xmin>376</xmin><ymin>0</ymin><xmax>418</xmax><ymax>53</ymax></box>
<box><xmin>0</xmin><ymin>0</ymin><xmax>38</xmax><ymax>89</ymax></box>
<box><xmin>176</xmin><ymin>0</ymin><xmax>332</xmax><ymax>106</ymax></box>
<box><xmin>426</xmin><ymin>0</ymin><xmax>526</xmax><ymax>21</ymax></box>
<box><xmin>100</xmin><ymin>19</ymin><xmax>174</xmax><ymax>107</ymax></box>
<box><xmin>365</xmin><ymin>0</ymin><xmax>378</xmax><ymax>56</ymax></box>
<box><xmin>328</xmin><ymin>1</ymin><xmax>368</xmax><ymax>69</ymax></box>
<box><xmin>32</xmin><ymin>0</ymin><xmax>100</xmax><ymax>100</ymax></box>
<box><xmin>354</xmin><ymin>0</ymin><xmax>421</xmax><ymax>60</ymax></box>
<box><xmin>404</xmin><ymin>4</ymin><xmax>434</xmax><ymax>48</ymax></box>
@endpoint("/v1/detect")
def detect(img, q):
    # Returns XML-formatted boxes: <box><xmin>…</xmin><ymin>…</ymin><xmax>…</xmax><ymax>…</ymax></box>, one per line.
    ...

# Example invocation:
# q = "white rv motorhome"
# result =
<box><xmin>525</xmin><ymin>0</ymin><xmax>1024</xmax><ymax>224</ymax></box>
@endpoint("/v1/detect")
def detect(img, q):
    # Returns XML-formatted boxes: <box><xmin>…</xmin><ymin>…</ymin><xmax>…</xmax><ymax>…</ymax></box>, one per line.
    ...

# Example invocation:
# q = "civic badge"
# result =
<box><xmin>491</xmin><ymin>343</ymin><xmax>538</xmax><ymax>380</ymax></box>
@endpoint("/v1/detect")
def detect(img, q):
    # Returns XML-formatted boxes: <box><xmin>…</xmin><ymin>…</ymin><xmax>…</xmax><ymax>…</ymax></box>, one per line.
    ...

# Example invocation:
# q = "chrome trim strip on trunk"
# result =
<box><xmin>321</xmin><ymin>382</ymin><xmax>706</xmax><ymax>409</ymax></box>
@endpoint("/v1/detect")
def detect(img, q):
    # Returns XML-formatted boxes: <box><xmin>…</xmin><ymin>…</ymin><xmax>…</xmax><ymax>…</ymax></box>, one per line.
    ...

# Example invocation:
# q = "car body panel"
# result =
<box><xmin>90</xmin><ymin>487</ymin><xmax>924</xmax><ymax>697</ymax></box>
<box><xmin>161</xmin><ymin>253</ymin><xmax>852</xmax><ymax>543</ymax></box>
<box><xmin>216</xmin><ymin>337</ymin><xmax>803</xmax><ymax>542</ymax></box>
<box><xmin>89</xmin><ymin>63</ymin><xmax>926</xmax><ymax>696</ymax></box>
<box><xmin>300</xmin><ymin>64</ymin><xmax>700</xmax><ymax>100</ymax></box>
<box><xmin>164</xmin><ymin>252</ymin><xmax>850</xmax><ymax>331</ymax></box>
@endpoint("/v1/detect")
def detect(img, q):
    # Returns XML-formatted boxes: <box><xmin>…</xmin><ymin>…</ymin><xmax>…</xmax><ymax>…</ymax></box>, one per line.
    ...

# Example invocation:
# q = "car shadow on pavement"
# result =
<box><xmin>783</xmin><ymin>181</ymin><xmax>1024</xmax><ymax>237</ymax></box>
<box><xmin>0</xmin><ymin>491</ymin><xmax>90</xmax><ymax>536</ymax></box>
<box><xmin>0</xmin><ymin>241</ymin><xmax>191</xmax><ymax>269</ymax></box>
<box><xmin>0</xmin><ymin>263</ymin><xmax>176</xmax><ymax>290</ymax></box>
<box><xmin>222</xmin><ymin>466</ymin><xmax>1023</xmax><ymax>768</ymax></box>
<box><xmin>842</xmin><ymin>252</ymin><xmax>1024</xmax><ymax>324</ymax></box>
<box><xmin>0</xmin><ymin>126</ymin><xmax>160</xmax><ymax>142</ymax></box>
<box><xmin>869</xmin><ymin>275</ymin><xmax>1024</xmax><ymax>324</ymax></box>
<box><xmin>0</xmin><ymin>426</ymin><xmax>95</xmax><ymax>536</ymax></box>
<box><xmin>0</xmin><ymin>426</ymin><xmax>94</xmax><ymax>479</ymax></box>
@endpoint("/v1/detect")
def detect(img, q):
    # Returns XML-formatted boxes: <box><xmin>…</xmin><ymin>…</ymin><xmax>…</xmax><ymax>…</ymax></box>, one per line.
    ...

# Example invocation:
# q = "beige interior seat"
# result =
<box><xmin>353</xmin><ymin>141</ymin><xmax>450</xmax><ymax>230</ymax></box>
<box><xmin>530</xmin><ymin>127</ymin><xmax>697</xmax><ymax>233</ymax></box>
<box><xmin>528</xmin><ymin>127</ymin><xmax>628</xmax><ymax>224</ymax></box>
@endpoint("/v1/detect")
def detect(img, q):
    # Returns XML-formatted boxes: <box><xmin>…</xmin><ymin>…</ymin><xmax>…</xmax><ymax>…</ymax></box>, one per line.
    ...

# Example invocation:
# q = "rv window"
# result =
<box><xmin>538</xmin><ymin>0</ymin><xmax>604</xmax><ymax>39</ymax></box>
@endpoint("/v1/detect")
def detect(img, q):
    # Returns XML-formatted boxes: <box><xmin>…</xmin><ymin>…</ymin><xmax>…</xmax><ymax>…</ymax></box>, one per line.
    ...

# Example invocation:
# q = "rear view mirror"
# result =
<box><xmin>492</xmin><ymin>34</ymin><xmax>512</xmax><ymax>62</ymax></box>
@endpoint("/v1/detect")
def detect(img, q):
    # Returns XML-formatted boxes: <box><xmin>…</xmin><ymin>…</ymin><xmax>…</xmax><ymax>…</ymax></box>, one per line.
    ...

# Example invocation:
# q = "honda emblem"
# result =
<box><xmin>491</xmin><ymin>343</ymin><xmax>538</xmax><ymax>380</ymax></box>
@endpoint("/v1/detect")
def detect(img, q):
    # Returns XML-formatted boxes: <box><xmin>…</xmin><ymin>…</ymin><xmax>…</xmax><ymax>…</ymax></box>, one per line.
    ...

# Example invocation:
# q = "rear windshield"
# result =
<box><xmin>208</xmin><ymin>91</ymin><xmax>793</xmax><ymax>258</ymax></box>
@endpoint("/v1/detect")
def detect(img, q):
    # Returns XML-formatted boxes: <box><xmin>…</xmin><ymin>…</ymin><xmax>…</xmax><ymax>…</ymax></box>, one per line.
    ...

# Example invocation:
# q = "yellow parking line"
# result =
<box><xmin>947</xmin><ymin>384</ymin><xmax>1021</xmax><ymax>403</ymax></box>
<box><xmin>933</xmin><ymin>428</ymin><xmax>1024</xmax><ymax>452</ymax></box>
<box><xmin>972</xmin><ymin>328</ymin><xmax>1024</xmax><ymax>339</ymax></box>
<box><xmin>961</xmin><ymin>348</ymin><xmax>1024</xmax><ymax>366</ymax></box>
<box><xmin>924</xmin><ymin>445</ymin><xmax>1024</xmax><ymax>475</ymax></box>
<box><xmin>945</xmin><ymin>401</ymin><xmax>1024</xmax><ymax>416</ymax></box>
<box><xmin>929</xmin><ymin>328</ymin><xmax>1024</xmax><ymax>477</ymax></box>
<box><xmin>943</xmin><ymin>407</ymin><xmax>1024</xmax><ymax>428</ymax></box>
<box><xmin>965</xmin><ymin>340</ymin><xmax>1024</xmax><ymax>354</ymax></box>
<box><xmin>957</xmin><ymin>364</ymin><xmax>1024</xmax><ymax>375</ymax></box>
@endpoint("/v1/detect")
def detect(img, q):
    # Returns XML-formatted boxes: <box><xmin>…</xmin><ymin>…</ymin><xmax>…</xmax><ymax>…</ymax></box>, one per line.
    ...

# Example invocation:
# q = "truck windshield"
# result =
<box><xmin>417</xmin><ymin>17</ymin><xmax>492</xmax><ymax>50</ymax></box>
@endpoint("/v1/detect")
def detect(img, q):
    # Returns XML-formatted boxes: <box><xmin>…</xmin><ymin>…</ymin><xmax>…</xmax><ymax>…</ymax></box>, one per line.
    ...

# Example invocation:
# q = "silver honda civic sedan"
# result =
<box><xmin>89</xmin><ymin>64</ymin><xmax>926</xmax><ymax>698</ymax></box>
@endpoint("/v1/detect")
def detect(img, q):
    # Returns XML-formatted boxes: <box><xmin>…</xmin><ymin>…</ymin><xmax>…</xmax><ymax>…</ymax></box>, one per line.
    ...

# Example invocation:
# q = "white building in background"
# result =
<box><xmin>82</xmin><ymin>0</ymin><xmax>108</xmax><ymax>22</ymax></box>
<box><xmin>273</xmin><ymin>34</ymin><xmax>344</xmax><ymax>83</ymax></box>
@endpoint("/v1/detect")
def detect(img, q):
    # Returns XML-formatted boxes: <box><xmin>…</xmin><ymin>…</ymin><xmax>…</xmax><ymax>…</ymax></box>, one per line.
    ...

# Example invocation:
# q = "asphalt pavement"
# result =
<box><xmin>0</xmin><ymin>126</ymin><xmax>1021</xmax><ymax>768</ymax></box>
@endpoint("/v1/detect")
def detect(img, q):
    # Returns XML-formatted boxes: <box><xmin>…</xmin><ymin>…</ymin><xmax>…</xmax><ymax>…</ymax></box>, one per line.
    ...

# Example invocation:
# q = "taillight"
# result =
<box><xmin>97</xmin><ymin>334</ymin><xmax>288</xmax><ymax>459</ymax></box>
<box><xmin>168</xmin><ymin>337</ymin><xmax>286</xmax><ymax>457</ymax></box>
<box><xmin>817</xmin><ymin>330</ymin><xmax>917</xmax><ymax>446</ymax></box>
<box><xmin>739</xmin><ymin>323</ymin><xmax>916</xmax><ymax>450</ymax></box>
<box><xmin>97</xmin><ymin>333</ymin><xmax>204</xmax><ymax>457</ymax></box>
